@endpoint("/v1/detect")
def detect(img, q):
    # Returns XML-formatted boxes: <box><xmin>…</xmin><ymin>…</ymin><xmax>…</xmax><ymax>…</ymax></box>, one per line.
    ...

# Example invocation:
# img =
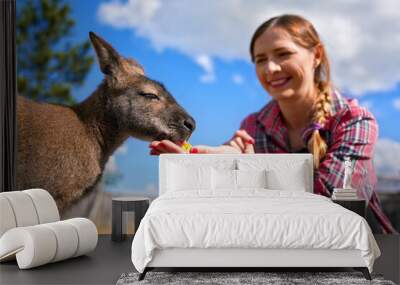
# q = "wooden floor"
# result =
<box><xmin>0</xmin><ymin>235</ymin><xmax>398</xmax><ymax>285</ymax></box>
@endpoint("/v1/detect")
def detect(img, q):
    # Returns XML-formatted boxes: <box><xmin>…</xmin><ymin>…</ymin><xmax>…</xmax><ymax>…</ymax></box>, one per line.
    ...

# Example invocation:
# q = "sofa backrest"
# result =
<box><xmin>0</xmin><ymin>189</ymin><xmax>60</xmax><ymax>237</ymax></box>
<box><xmin>159</xmin><ymin>154</ymin><xmax>313</xmax><ymax>195</ymax></box>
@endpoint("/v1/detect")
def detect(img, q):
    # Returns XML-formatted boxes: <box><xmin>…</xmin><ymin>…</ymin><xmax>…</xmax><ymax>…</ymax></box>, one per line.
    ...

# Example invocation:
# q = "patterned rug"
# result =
<box><xmin>116</xmin><ymin>271</ymin><xmax>395</xmax><ymax>285</ymax></box>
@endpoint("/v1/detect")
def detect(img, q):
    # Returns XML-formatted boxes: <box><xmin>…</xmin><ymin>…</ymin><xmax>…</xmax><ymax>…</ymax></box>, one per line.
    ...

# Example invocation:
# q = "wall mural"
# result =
<box><xmin>15</xmin><ymin>0</ymin><xmax>400</xmax><ymax>234</ymax></box>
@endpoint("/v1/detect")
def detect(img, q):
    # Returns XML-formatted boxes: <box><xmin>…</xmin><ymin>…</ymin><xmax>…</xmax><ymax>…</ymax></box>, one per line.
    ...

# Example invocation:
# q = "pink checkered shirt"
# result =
<box><xmin>238</xmin><ymin>91</ymin><xmax>396</xmax><ymax>234</ymax></box>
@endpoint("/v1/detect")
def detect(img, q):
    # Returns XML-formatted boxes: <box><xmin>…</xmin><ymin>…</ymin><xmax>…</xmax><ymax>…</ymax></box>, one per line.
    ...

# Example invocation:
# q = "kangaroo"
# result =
<box><xmin>16</xmin><ymin>32</ymin><xmax>195</xmax><ymax>212</ymax></box>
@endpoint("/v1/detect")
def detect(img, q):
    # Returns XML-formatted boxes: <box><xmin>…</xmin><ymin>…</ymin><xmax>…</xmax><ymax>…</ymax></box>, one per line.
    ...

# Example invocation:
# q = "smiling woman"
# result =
<box><xmin>249</xmin><ymin>15</ymin><xmax>331</xmax><ymax>165</ymax></box>
<box><xmin>150</xmin><ymin>14</ymin><xmax>397</xmax><ymax>234</ymax></box>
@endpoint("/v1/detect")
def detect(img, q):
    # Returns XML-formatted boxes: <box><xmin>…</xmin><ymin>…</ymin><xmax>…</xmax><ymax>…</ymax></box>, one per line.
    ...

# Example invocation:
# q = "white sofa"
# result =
<box><xmin>0</xmin><ymin>189</ymin><xmax>98</xmax><ymax>269</ymax></box>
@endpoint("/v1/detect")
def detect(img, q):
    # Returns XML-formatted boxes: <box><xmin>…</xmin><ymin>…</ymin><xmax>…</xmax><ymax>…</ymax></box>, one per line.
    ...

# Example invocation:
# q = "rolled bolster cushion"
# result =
<box><xmin>23</xmin><ymin>189</ymin><xmax>60</xmax><ymax>224</ymax></box>
<box><xmin>42</xmin><ymin>221</ymin><xmax>79</xmax><ymax>263</ymax></box>
<box><xmin>0</xmin><ymin>218</ymin><xmax>98</xmax><ymax>269</ymax></box>
<box><xmin>0</xmin><ymin>189</ymin><xmax>59</xmax><ymax>238</ymax></box>
<box><xmin>63</xmin><ymin>218</ymin><xmax>98</xmax><ymax>257</ymax></box>
<box><xmin>0</xmin><ymin>196</ymin><xmax>17</xmax><ymax>237</ymax></box>
<box><xmin>0</xmin><ymin>226</ymin><xmax>57</xmax><ymax>269</ymax></box>
<box><xmin>0</xmin><ymin>191</ymin><xmax>39</xmax><ymax>228</ymax></box>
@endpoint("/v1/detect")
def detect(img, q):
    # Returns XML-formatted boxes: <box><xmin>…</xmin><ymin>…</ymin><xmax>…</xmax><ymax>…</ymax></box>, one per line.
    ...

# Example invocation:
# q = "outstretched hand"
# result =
<box><xmin>224</xmin><ymin>129</ymin><xmax>255</xmax><ymax>153</ymax></box>
<box><xmin>149</xmin><ymin>139</ymin><xmax>246</xmax><ymax>155</ymax></box>
<box><xmin>149</xmin><ymin>130</ymin><xmax>255</xmax><ymax>155</ymax></box>
<box><xmin>149</xmin><ymin>140</ymin><xmax>188</xmax><ymax>155</ymax></box>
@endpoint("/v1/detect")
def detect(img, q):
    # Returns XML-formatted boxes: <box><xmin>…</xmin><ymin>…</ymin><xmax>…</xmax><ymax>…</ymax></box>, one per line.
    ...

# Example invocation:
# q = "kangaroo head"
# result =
<box><xmin>88</xmin><ymin>32</ymin><xmax>195</xmax><ymax>143</ymax></box>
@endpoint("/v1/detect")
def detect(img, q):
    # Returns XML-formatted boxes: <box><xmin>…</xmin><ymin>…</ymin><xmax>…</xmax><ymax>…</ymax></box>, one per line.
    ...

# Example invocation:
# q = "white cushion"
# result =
<box><xmin>159</xmin><ymin>155</ymin><xmax>237</xmax><ymax>195</ymax></box>
<box><xmin>236</xmin><ymin>169</ymin><xmax>268</xmax><ymax>189</ymax></box>
<box><xmin>64</xmin><ymin>218</ymin><xmax>98</xmax><ymax>257</ymax></box>
<box><xmin>238</xmin><ymin>159</ymin><xmax>308</xmax><ymax>192</ymax></box>
<box><xmin>0</xmin><ymin>190</ymin><xmax>98</xmax><ymax>269</ymax></box>
<box><xmin>212</xmin><ymin>168</ymin><xmax>236</xmax><ymax>190</ymax></box>
<box><xmin>0</xmin><ymin>225</ymin><xmax>57</xmax><ymax>269</ymax></box>
<box><xmin>0</xmin><ymin>191</ymin><xmax>39</xmax><ymax>227</ymax></box>
<box><xmin>0</xmin><ymin>218</ymin><xmax>98</xmax><ymax>269</ymax></box>
<box><xmin>167</xmin><ymin>162</ymin><xmax>212</xmax><ymax>191</ymax></box>
<box><xmin>42</xmin><ymin>221</ymin><xmax>79</xmax><ymax>262</ymax></box>
<box><xmin>211</xmin><ymin>169</ymin><xmax>268</xmax><ymax>191</ymax></box>
<box><xmin>0</xmin><ymin>189</ymin><xmax>60</xmax><ymax>238</ymax></box>
<box><xmin>267</xmin><ymin>168</ymin><xmax>307</xmax><ymax>191</ymax></box>
<box><xmin>23</xmin><ymin>189</ymin><xmax>60</xmax><ymax>223</ymax></box>
<box><xmin>0</xmin><ymin>196</ymin><xmax>16</xmax><ymax>237</ymax></box>
<box><xmin>160</xmin><ymin>154</ymin><xmax>312</xmax><ymax>194</ymax></box>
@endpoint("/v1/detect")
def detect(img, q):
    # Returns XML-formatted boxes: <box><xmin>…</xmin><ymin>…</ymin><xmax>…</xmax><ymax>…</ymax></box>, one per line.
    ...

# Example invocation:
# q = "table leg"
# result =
<box><xmin>112</xmin><ymin>201</ymin><xmax>123</xmax><ymax>242</ymax></box>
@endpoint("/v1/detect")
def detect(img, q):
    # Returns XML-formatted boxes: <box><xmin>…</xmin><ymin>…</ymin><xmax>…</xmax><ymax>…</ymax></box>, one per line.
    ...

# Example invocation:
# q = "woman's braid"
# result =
<box><xmin>308</xmin><ymin>81</ymin><xmax>332</xmax><ymax>169</ymax></box>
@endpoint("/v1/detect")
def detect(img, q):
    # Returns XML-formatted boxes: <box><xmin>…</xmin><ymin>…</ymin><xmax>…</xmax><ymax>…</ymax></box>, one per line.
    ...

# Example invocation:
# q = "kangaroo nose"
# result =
<box><xmin>183</xmin><ymin>117</ymin><xmax>196</xmax><ymax>132</ymax></box>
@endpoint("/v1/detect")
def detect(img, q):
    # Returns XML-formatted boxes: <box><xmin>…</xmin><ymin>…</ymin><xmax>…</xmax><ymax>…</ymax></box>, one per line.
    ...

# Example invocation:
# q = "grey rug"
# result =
<box><xmin>116</xmin><ymin>271</ymin><xmax>395</xmax><ymax>285</ymax></box>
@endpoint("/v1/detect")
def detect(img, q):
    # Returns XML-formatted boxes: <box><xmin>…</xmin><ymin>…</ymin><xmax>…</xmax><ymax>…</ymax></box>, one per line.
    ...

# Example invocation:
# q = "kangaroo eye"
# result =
<box><xmin>138</xmin><ymin>92</ymin><xmax>159</xmax><ymax>100</ymax></box>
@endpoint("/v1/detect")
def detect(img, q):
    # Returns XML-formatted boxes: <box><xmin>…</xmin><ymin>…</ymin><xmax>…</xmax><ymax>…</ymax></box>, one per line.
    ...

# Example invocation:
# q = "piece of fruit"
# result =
<box><xmin>181</xmin><ymin>141</ymin><xmax>192</xmax><ymax>152</ymax></box>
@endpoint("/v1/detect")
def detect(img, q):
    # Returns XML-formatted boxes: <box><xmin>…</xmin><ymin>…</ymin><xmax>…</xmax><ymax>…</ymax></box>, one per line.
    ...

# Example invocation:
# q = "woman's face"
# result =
<box><xmin>253</xmin><ymin>27</ymin><xmax>320</xmax><ymax>101</ymax></box>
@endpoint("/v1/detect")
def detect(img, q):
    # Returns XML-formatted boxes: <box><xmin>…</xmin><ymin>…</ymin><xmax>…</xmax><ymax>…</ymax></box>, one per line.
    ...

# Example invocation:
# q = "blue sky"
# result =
<box><xmin>29</xmin><ymin>0</ymin><xmax>400</xmax><ymax>195</ymax></box>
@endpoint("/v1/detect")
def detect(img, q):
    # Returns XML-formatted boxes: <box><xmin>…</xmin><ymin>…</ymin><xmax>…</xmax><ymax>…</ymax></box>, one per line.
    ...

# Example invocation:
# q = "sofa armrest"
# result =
<box><xmin>0</xmin><ymin>218</ymin><xmax>98</xmax><ymax>269</ymax></box>
<box><xmin>0</xmin><ymin>189</ymin><xmax>60</xmax><ymax>237</ymax></box>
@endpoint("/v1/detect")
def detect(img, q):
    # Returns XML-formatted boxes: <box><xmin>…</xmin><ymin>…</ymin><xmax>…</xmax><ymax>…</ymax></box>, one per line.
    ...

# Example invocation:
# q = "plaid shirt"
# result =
<box><xmin>239</xmin><ymin>91</ymin><xmax>396</xmax><ymax>234</ymax></box>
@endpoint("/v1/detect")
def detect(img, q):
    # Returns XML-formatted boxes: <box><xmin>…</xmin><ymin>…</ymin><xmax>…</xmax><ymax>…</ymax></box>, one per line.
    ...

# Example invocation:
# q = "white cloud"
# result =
<box><xmin>359</xmin><ymin>100</ymin><xmax>373</xmax><ymax>111</ymax></box>
<box><xmin>97</xmin><ymin>0</ymin><xmax>161</xmax><ymax>28</ymax></box>
<box><xmin>393</xmin><ymin>98</ymin><xmax>400</xmax><ymax>111</ymax></box>
<box><xmin>115</xmin><ymin>144</ymin><xmax>128</xmax><ymax>155</ymax></box>
<box><xmin>195</xmin><ymin>54</ymin><xmax>215</xmax><ymax>83</ymax></box>
<box><xmin>374</xmin><ymin>138</ymin><xmax>400</xmax><ymax>177</ymax></box>
<box><xmin>232</xmin><ymin>73</ymin><xmax>244</xmax><ymax>85</ymax></box>
<box><xmin>104</xmin><ymin>156</ymin><xmax>118</xmax><ymax>174</ymax></box>
<box><xmin>104</xmin><ymin>144</ymin><xmax>128</xmax><ymax>175</ymax></box>
<box><xmin>98</xmin><ymin>0</ymin><xmax>400</xmax><ymax>95</ymax></box>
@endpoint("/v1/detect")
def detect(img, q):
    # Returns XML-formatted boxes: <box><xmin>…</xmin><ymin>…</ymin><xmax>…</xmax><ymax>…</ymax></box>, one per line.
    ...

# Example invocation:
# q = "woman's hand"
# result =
<box><xmin>149</xmin><ymin>140</ymin><xmax>244</xmax><ymax>155</ymax></box>
<box><xmin>224</xmin><ymin>129</ymin><xmax>255</xmax><ymax>154</ymax></box>
<box><xmin>149</xmin><ymin>140</ymin><xmax>187</xmax><ymax>155</ymax></box>
<box><xmin>149</xmin><ymin>130</ymin><xmax>255</xmax><ymax>155</ymax></box>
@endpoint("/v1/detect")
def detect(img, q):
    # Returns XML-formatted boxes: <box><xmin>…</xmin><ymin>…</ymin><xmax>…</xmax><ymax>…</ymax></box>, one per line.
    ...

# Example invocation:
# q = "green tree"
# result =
<box><xmin>17</xmin><ymin>0</ymin><xmax>93</xmax><ymax>105</ymax></box>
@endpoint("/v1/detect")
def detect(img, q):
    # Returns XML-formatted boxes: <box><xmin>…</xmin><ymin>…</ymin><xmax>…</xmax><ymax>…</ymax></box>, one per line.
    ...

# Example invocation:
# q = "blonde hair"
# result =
<box><xmin>250</xmin><ymin>14</ymin><xmax>332</xmax><ymax>168</ymax></box>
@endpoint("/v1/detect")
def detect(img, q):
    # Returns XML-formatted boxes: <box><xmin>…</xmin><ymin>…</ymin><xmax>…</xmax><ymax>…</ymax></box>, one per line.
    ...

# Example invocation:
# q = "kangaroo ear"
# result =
<box><xmin>89</xmin><ymin>32</ymin><xmax>145</xmax><ymax>77</ymax></box>
<box><xmin>89</xmin><ymin>32</ymin><xmax>121</xmax><ymax>76</ymax></box>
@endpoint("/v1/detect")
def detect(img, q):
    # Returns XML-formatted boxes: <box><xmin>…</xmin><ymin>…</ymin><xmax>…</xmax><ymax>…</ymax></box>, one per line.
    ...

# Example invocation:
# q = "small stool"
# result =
<box><xmin>111</xmin><ymin>197</ymin><xmax>150</xmax><ymax>242</ymax></box>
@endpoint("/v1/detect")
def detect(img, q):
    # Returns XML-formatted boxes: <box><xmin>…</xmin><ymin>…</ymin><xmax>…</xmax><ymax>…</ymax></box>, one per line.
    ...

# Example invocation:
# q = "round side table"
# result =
<box><xmin>111</xmin><ymin>196</ymin><xmax>150</xmax><ymax>242</ymax></box>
